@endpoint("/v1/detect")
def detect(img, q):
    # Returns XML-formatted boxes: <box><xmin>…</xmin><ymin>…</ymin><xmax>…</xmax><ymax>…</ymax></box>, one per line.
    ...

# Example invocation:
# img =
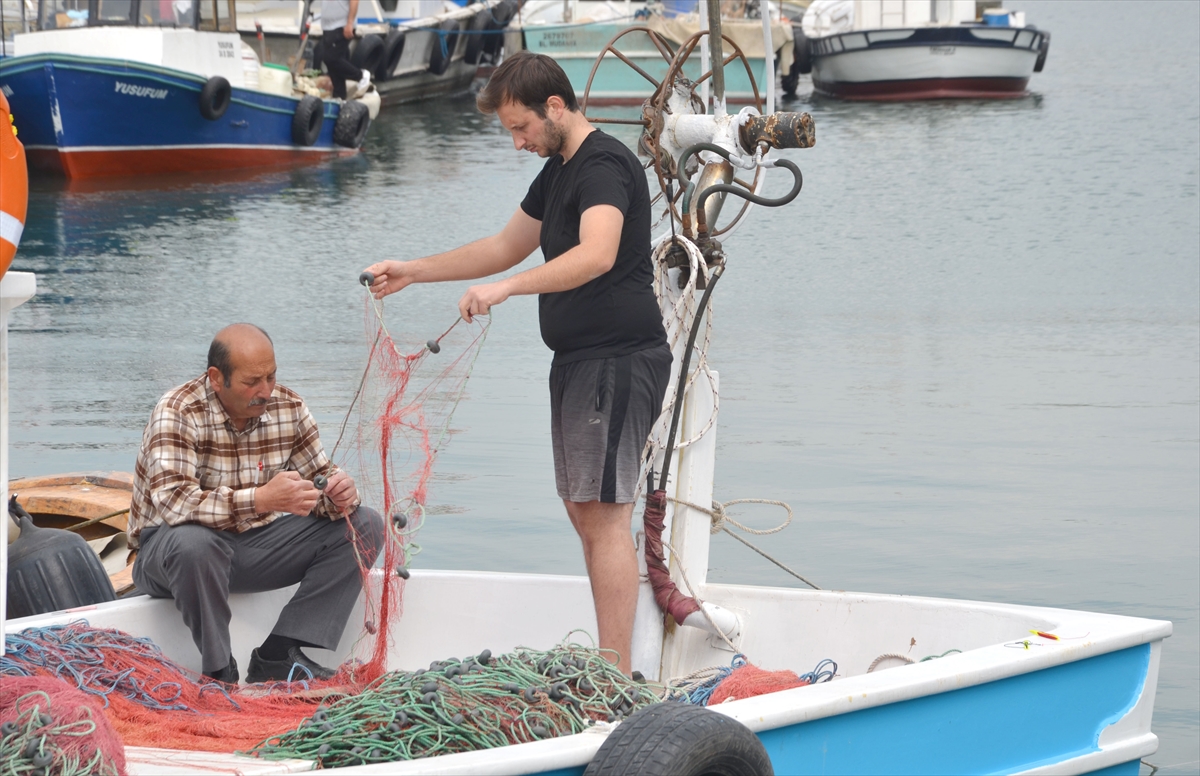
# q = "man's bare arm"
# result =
<box><xmin>458</xmin><ymin>205</ymin><xmax>622</xmax><ymax>322</ymax></box>
<box><xmin>364</xmin><ymin>208</ymin><xmax>542</xmax><ymax>298</ymax></box>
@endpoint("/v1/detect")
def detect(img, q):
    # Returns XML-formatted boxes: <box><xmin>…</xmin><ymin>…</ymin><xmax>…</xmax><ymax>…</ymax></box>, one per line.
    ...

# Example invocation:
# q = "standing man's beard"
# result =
<box><xmin>542</xmin><ymin>118</ymin><xmax>568</xmax><ymax>157</ymax></box>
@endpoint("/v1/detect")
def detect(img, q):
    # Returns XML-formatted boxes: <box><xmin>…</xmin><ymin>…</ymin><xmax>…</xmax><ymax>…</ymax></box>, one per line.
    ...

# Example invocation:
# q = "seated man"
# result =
<box><xmin>128</xmin><ymin>323</ymin><xmax>384</xmax><ymax>684</ymax></box>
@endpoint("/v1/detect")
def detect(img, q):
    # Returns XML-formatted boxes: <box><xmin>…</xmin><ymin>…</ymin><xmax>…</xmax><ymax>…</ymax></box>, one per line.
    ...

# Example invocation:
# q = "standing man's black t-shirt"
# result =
<box><xmin>520</xmin><ymin>130</ymin><xmax>667</xmax><ymax>366</ymax></box>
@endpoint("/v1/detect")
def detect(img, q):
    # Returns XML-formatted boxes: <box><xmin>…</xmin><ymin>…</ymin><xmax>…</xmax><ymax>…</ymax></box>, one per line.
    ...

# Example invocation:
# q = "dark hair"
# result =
<box><xmin>207</xmin><ymin>324</ymin><xmax>272</xmax><ymax>387</ymax></box>
<box><xmin>476</xmin><ymin>51</ymin><xmax>579</xmax><ymax>118</ymax></box>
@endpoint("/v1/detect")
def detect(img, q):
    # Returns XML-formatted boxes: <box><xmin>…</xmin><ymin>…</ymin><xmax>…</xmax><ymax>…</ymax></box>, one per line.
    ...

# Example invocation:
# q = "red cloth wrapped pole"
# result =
<box><xmin>642</xmin><ymin>489</ymin><xmax>702</xmax><ymax>626</ymax></box>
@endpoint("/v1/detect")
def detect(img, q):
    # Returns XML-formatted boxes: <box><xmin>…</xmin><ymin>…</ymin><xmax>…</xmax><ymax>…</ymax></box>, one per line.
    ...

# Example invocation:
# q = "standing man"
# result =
<box><xmin>362</xmin><ymin>52</ymin><xmax>670</xmax><ymax>676</ymax></box>
<box><xmin>320</xmin><ymin>0</ymin><xmax>371</xmax><ymax>100</ymax></box>
<box><xmin>129</xmin><ymin>323</ymin><xmax>384</xmax><ymax>684</ymax></box>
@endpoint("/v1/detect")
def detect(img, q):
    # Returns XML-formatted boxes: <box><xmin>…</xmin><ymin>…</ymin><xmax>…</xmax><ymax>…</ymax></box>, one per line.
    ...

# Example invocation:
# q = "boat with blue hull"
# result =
<box><xmin>1</xmin><ymin>52</ymin><xmax>354</xmax><ymax>178</ymax></box>
<box><xmin>0</xmin><ymin>1</ymin><xmax>371</xmax><ymax>179</ymax></box>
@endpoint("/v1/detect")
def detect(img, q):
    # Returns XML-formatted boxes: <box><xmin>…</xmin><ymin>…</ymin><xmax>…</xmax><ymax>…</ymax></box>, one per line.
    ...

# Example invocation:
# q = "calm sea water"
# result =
<box><xmin>5</xmin><ymin>0</ymin><xmax>1197</xmax><ymax>770</ymax></box>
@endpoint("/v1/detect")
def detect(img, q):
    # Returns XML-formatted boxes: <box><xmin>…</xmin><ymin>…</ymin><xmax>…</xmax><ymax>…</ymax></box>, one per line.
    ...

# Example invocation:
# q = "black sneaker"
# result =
<box><xmin>203</xmin><ymin>657</ymin><xmax>239</xmax><ymax>685</ymax></box>
<box><xmin>246</xmin><ymin>646</ymin><xmax>336</xmax><ymax>683</ymax></box>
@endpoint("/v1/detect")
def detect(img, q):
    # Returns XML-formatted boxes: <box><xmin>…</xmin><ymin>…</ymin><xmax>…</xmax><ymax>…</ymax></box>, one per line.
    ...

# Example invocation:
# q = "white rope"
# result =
<box><xmin>867</xmin><ymin>653</ymin><xmax>916</xmax><ymax>673</ymax></box>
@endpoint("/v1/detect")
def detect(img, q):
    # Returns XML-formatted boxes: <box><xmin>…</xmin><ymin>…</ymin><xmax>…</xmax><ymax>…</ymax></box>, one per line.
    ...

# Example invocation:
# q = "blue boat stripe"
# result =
<box><xmin>3</xmin><ymin>54</ymin><xmax>338</xmax><ymax>118</ymax></box>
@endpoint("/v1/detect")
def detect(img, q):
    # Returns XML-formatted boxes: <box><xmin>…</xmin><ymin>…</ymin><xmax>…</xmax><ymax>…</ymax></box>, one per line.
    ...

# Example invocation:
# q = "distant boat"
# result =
<box><xmin>238</xmin><ymin>0</ymin><xmax>518</xmax><ymax>107</ymax></box>
<box><xmin>512</xmin><ymin>0</ymin><xmax>796</xmax><ymax>106</ymax></box>
<box><xmin>0</xmin><ymin>1</ymin><xmax>373</xmax><ymax>178</ymax></box>
<box><xmin>785</xmin><ymin>0</ymin><xmax>1050</xmax><ymax>100</ymax></box>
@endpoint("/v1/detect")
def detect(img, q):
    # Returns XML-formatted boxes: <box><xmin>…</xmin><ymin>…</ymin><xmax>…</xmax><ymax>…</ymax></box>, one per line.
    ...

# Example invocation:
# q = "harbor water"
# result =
<box><xmin>4</xmin><ymin>0</ymin><xmax>1197</xmax><ymax>771</ymax></box>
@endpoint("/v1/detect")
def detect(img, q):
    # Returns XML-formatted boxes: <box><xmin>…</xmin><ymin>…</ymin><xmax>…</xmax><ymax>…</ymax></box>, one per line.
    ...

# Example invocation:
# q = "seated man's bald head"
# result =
<box><xmin>208</xmin><ymin>323</ymin><xmax>273</xmax><ymax>387</ymax></box>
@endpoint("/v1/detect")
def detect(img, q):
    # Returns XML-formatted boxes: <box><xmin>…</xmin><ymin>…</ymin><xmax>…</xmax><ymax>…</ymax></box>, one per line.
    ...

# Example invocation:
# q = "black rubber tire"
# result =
<box><xmin>198</xmin><ymin>75</ymin><xmax>231</xmax><ymax>120</ymax></box>
<box><xmin>428</xmin><ymin>18</ymin><xmax>460</xmax><ymax>76</ymax></box>
<box><xmin>463</xmin><ymin>9</ymin><xmax>490</xmax><ymax>66</ymax></box>
<box><xmin>291</xmin><ymin>95</ymin><xmax>324</xmax><ymax>146</ymax></box>
<box><xmin>482</xmin><ymin>0</ymin><xmax>518</xmax><ymax>62</ymax></box>
<box><xmin>351</xmin><ymin>33</ymin><xmax>386</xmax><ymax>74</ymax></box>
<box><xmin>794</xmin><ymin>27</ymin><xmax>812</xmax><ymax>75</ymax></box>
<box><xmin>333</xmin><ymin>99</ymin><xmax>371</xmax><ymax>149</ymax></box>
<box><xmin>378</xmin><ymin>30</ymin><xmax>406</xmax><ymax>80</ymax></box>
<box><xmin>583</xmin><ymin>704</ymin><xmax>774</xmax><ymax>776</ymax></box>
<box><xmin>1033</xmin><ymin>30</ymin><xmax>1050</xmax><ymax>73</ymax></box>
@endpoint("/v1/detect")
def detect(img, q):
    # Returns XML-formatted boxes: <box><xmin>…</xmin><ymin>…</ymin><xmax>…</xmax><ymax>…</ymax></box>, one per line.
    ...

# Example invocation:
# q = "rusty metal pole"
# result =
<box><xmin>706</xmin><ymin>0</ymin><xmax>725</xmax><ymax>113</ymax></box>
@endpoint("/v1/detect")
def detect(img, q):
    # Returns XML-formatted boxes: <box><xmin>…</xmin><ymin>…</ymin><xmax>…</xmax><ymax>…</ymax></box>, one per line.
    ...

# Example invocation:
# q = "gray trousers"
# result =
<box><xmin>132</xmin><ymin>507</ymin><xmax>384</xmax><ymax>674</ymax></box>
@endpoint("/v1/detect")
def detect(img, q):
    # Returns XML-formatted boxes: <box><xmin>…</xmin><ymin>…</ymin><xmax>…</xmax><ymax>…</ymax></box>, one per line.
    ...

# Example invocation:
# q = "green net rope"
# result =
<box><xmin>252</xmin><ymin>641</ymin><xmax>661</xmax><ymax>768</ymax></box>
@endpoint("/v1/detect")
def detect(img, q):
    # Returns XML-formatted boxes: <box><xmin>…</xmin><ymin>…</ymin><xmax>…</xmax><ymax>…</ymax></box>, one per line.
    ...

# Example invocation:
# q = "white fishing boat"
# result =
<box><xmin>0</xmin><ymin>5</ymin><xmax>1167</xmax><ymax>774</ymax></box>
<box><xmin>787</xmin><ymin>0</ymin><xmax>1050</xmax><ymax>100</ymax></box>
<box><xmin>236</xmin><ymin>0</ymin><xmax>518</xmax><ymax>107</ymax></box>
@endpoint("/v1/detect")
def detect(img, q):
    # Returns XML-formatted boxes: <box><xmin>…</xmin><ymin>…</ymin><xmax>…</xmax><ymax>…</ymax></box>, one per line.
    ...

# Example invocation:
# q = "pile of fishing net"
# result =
<box><xmin>665</xmin><ymin>654</ymin><xmax>838</xmax><ymax>706</ymax></box>
<box><xmin>1</xmin><ymin>622</ymin><xmax>660</xmax><ymax>768</ymax></box>
<box><xmin>254</xmin><ymin>642</ymin><xmax>659</xmax><ymax>768</ymax></box>
<box><xmin>0</xmin><ymin>676</ymin><xmax>126</xmax><ymax>776</ymax></box>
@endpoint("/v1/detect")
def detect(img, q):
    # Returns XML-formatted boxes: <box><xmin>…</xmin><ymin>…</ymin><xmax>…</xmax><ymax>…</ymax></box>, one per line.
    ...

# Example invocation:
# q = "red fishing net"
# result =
<box><xmin>706</xmin><ymin>663</ymin><xmax>813</xmax><ymax>705</ymax></box>
<box><xmin>0</xmin><ymin>675</ymin><xmax>127</xmax><ymax>775</ymax></box>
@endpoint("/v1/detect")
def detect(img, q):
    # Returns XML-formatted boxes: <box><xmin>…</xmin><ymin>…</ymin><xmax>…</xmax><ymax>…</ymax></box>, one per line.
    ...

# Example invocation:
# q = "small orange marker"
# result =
<box><xmin>1030</xmin><ymin>630</ymin><xmax>1059</xmax><ymax>640</ymax></box>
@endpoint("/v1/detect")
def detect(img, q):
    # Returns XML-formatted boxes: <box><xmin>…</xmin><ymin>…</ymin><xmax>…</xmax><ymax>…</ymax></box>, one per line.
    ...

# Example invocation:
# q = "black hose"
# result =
<box><xmin>656</xmin><ymin>263</ymin><xmax>725</xmax><ymax>493</ymax></box>
<box><xmin>696</xmin><ymin>158</ymin><xmax>803</xmax><ymax>219</ymax></box>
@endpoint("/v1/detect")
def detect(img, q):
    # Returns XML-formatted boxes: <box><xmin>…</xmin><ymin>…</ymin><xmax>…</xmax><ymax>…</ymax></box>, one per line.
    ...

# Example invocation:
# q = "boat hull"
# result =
<box><xmin>810</xmin><ymin>25</ymin><xmax>1045</xmax><ymax>100</ymax></box>
<box><xmin>3</xmin><ymin>568</ymin><xmax>1169</xmax><ymax>774</ymax></box>
<box><xmin>523</xmin><ymin>22</ymin><xmax>772</xmax><ymax>106</ymax></box>
<box><xmin>0</xmin><ymin>53</ymin><xmax>354</xmax><ymax>178</ymax></box>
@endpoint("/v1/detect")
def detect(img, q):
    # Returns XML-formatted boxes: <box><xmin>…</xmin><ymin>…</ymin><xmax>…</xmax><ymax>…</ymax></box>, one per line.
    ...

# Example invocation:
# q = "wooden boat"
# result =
<box><xmin>6</xmin><ymin>471</ymin><xmax>136</xmax><ymax>595</ymax></box>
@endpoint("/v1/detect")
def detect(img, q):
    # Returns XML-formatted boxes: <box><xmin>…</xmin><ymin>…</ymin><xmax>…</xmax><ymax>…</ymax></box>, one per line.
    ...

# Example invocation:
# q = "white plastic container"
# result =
<box><xmin>258</xmin><ymin>63</ymin><xmax>294</xmax><ymax>96</ymax></box>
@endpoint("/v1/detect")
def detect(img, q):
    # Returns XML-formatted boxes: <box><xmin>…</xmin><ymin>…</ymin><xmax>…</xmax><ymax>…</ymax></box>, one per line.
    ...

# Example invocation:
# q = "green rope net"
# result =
<box><xmin>252</xmin><ymin>640</ymin><xmax>661</xmax><ymax>767</ymax></box>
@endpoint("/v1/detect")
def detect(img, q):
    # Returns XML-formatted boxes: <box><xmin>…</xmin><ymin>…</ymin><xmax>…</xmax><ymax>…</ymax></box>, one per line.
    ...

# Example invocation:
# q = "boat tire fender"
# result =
<box><xmin>1033</xmin><ymin>30</ymin><xmax>1050</xmax><ymax>73</ymax></box>
<box><xmin>463</xmin><ymin>9</ymin><xmax>490</xmax><ymax>66</ymax></box>
<box><xmin>292</xmin><ymin>95</ymin><xmax>324</xmax><ymax>146</ymax></box>
<box><xmin>482</xmin><ymin>0</ymin><xmax>518</xmax><ymax>61</ymax></box>
<box><xmin>582</xmin><ymin>703</ymin><xmax>773</xmax><ymax>776</ymax></box>
<box><xmin>351</xmin><ymin>33</ymin><xmax>386</xmax><ymax>75</ymax></box>
<box><xmin>334</xmin><ymin>99</ymin><xmax>371</xmax><ymax>149</ymax></box>
<box><xmin>379</xmin><ymin>30</ymin><xmax>406</xmax><ymax>80</ymax></box>
<box><xmin>794</xmin><ymin>27</ymin><xmax>812</xmax><ymax>76</ymax></box>
<box><xmin>428</xmin><ymin>19</ymin><xmax>460</xmax><ymax>76</ymax></box>
<box><xmin>199</xmin><ymin>76</ymin><xmax>232</xmax><ymax>121</ymax></box>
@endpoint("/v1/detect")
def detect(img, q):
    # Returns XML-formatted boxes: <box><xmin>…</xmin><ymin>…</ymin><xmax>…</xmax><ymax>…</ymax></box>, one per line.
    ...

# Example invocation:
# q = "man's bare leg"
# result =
<box><xmin>565</xmin><ymin>499</ymin><xmax>638</xmax><ymax>676</ymax></box>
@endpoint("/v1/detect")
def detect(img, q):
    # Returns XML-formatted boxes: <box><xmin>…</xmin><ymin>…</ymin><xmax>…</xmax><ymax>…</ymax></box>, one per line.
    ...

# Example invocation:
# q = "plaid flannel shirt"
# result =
<box><xmin>128</xmin><ymin>375</ymin><xmax>353</xmax><ymax>548</ymax></box>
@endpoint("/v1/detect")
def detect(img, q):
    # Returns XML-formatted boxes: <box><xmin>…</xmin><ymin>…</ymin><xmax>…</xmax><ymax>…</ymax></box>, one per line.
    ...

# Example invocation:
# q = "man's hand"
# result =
<box><xmin>343</xmin><ymin>24</ymin><xmax>354</xmax><ymax>39</ymax></box>
<box><xmin>458</xmin><ymin>280</ymin><xmax>510</xmax><ymax>323</ymax></box>
<box><xmin>323</xmin><ymin>470</ymin><xmax>359</xmax><ymax>516</ymax></box>
<box><xmin>363</xmin><ymin>260</ymin><xmax>416</xmax><ymax>299</ymax></box>
<box><xmin>255</xmin><ymin>471</ymin><xmax>321</xmax><ymax>516</ymax></box>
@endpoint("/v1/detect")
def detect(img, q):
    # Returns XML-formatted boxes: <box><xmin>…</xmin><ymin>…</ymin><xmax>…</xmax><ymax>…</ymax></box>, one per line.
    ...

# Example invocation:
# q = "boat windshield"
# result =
<box><xmin>34</xmin><ymin>0</ymin><xmax>236</xmax><ymax>31</ymax></box>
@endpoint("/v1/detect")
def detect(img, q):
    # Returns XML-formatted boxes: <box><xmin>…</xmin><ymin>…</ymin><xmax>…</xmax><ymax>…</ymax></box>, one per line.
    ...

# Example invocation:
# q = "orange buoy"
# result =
<box><xmin>1</xmin><ymin>89</ymin><xmax>29</xmax><ymax>281</ymax></box>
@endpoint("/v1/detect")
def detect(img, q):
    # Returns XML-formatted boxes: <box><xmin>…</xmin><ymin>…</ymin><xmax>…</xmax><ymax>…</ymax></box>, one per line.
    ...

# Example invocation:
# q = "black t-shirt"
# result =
<box><xmin>520</xmin><ymin>130</ymin><xmax>667</xmax><ymax>365</ymax></box>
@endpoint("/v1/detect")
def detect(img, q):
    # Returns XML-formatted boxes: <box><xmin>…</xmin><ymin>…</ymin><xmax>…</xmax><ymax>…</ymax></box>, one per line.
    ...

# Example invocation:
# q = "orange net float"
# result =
<box><xmin>1</xmin><ymin>89</ymin><xmax>28</xmax><ymax>281</ymax></box>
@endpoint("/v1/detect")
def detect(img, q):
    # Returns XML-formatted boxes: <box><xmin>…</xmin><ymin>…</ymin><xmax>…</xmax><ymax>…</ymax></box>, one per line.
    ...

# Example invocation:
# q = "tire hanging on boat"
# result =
<box><xmin>333</xmin><ymin>99</ymin><xmax>371</xmax><ymax>149</ymax></box>
<box><xmin>462</xmin><ymin>9</ymin><xmax>491</xmax><ymax>66</ymax></box>
<box><xmin>291</xmin><ymin>95</ymin><xmax>324</xmax><ymax>146</ymax></box>
<box><xmin>351</xmin><ymin>33</ymin><xmax>386</xmax><ymax>74</ymax></box>
<box><xmin>482</xmin><ymin>0</ymin><xmax>518</xmax><ymax>63</ymax></box>
<box><xmin>378</xmin><ymin>30</ymin><xmax>406</xmax><ymax>81</ymax></box>
<box><xmin>198</xmin><ymin>75</ymin><xmax>232</xmax><ymax>121</ymax></box>
<box><xmin>1034</xmin><ymin>30</ymin><xmax>1051</xmax><ymax>72</ymax></box>
<box><xmin>582</xmin><ymin>703</ymin><xmax>774</xmax><ymax>776</ymax></box>
<box><xmin>428</xmin><ymin>18</ymin><xmax>460</xmax><ymax>76</ymax></box>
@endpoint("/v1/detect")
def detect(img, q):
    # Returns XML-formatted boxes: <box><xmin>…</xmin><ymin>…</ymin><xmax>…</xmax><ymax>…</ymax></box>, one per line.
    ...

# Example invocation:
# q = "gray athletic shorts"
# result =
<box><xmin>550</xmin><ymin>344</ymin><xmax>673</xmax><ymax>504</ymax></box>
